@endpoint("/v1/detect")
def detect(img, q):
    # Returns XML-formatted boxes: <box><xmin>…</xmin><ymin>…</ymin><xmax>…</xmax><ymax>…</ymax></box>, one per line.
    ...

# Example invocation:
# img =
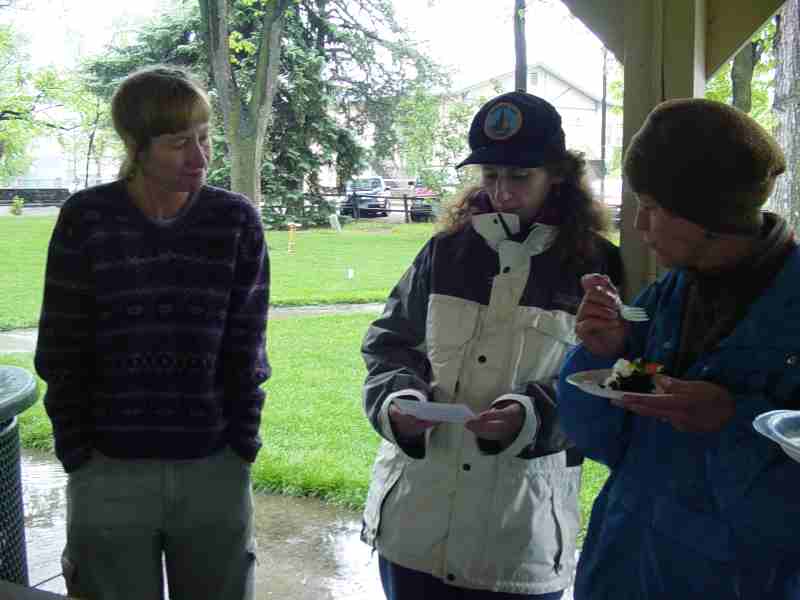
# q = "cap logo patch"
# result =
<box><xmin>484</xmin><ymin>102</ymin><xmax>523</xmax><ymax>140</ymax></box>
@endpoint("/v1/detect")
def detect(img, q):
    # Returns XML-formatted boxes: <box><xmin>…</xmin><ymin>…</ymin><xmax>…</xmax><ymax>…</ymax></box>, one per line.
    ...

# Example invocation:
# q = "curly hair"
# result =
<box><xmin>438</xmin><ymin>151</ymin><xmax>611</xmax><ymax>267</ymax></box>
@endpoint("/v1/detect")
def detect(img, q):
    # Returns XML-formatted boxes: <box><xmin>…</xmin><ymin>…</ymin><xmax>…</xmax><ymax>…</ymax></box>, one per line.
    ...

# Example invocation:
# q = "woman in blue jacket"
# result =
<box><xmin>559</xmin><ymin>98</ymin><xmax>800</xmax><ymax>599</ymax></box>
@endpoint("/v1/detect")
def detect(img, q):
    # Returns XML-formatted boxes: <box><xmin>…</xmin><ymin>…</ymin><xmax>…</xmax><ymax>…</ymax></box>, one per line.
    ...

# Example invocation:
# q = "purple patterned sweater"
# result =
<box><xmin>34</xmin><ymin>181</ymin><xmax>270</xmax><ymax>472</ymax></box>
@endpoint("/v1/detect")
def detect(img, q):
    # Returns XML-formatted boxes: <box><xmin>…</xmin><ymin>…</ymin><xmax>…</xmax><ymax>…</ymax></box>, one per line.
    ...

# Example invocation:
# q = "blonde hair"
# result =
<box><xmin>111</xmin><ymin>65</ymin><xmax>211</xmax><ymax>179</ymax></box>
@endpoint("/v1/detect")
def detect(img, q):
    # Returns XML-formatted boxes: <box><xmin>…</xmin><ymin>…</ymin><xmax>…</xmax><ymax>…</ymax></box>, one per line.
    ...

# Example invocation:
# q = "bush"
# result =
<box><xmin>10</xmin><ymin>196</ymin><xmax>24</xmax><ymax>216</ymax></box>
<box><xmin>262</xmin><ymin>193</ymin><xmax>337</xmax><ymax>230</ymax></box>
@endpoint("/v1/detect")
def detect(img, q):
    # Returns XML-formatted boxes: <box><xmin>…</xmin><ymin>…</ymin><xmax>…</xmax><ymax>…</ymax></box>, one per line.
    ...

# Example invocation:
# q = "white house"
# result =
<box><xmin>456</xmin><ymin>62</ymin><xmax>623</xmax><ymax>172</ymax></box>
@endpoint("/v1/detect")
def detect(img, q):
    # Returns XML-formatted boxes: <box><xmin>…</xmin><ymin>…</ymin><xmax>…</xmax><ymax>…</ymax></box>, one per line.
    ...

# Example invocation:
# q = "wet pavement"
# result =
<box><xmin>9</xmin><ymin>298</ymin><xmax>577</xmax><ymax>599</ymax></box>
<box><xmin>21</xmin><ymin>449</ymin><xmax>575</xmax><ymax>598</ymax></box>
<box><xmin>21</xmin><ymin>449</ymin><xmax>383</xmax><ymax>598</ymax></box>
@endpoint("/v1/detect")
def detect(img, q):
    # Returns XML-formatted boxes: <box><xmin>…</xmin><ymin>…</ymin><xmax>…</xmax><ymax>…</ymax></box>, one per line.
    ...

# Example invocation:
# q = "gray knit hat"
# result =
<box><xmin>623</xmin><ymin>98</ymin><xmax>785</xmax><ymax>235</ymax></box>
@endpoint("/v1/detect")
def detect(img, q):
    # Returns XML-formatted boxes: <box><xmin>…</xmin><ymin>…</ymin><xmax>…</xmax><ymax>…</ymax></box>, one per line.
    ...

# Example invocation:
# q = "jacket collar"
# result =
<box><xmin>471</xmin><ymin>212</ymin><xmax>559</xmax><ymax>256</ymax></box>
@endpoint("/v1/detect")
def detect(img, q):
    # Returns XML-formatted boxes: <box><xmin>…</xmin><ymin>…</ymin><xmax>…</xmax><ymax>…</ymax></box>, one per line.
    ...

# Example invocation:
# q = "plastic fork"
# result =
<box><xmin>615</xmin><ymin>296</ymin><xmax>650</xmax><ymax>322</ymax></box>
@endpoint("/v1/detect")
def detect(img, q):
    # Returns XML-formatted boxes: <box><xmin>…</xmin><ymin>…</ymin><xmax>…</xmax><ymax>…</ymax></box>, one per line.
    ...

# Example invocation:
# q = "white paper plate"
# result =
<box><xmin>565</xmin><ymin>368</ymin><xmax>668</xmax><ymax>401</ymax></box>
<box><xmin>753</xmin><ymin>410</ymin><xmax>800</xmax><ymax>463</ymax></box>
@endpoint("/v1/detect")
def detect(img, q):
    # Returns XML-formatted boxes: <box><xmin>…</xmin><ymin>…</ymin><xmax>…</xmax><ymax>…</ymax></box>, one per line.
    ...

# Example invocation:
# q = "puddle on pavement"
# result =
<box><xmin>20</xmin><ymin>449</ymin><xmax>383</xmax><ymax>599</ymax></box>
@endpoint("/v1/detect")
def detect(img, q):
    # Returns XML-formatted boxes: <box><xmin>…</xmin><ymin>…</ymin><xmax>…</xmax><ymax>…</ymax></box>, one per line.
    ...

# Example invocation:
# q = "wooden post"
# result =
<box><xmin>620</xmin><ymin>0</ymin><xmax>706</xmax><ymax>299</ymax></box>
<box><xmin>514</xmin><ymin>0</ymin><xmax>528</xmax><ymax>91</ymax></box>
<box><xmin>287</xmin><ymin>222</ymin><xmax>301</xmax><ymax>254</ymax></box>
<box><xmin>403</xmin><ymin>194</ymin><xmax>410</xmax><ymax>224</ymax></box>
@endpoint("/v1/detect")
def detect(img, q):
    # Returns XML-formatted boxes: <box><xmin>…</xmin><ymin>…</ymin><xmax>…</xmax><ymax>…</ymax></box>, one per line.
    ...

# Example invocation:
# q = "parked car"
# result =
<box><xmin>410</xmin><ymin>196</ymin><xmax>442</xmax><ymax>222</ymax></box>
<box><xmin>339</xmin><ymin>193</ymin><xmax>384</xmax><ymax>217</ymax></box>
<box><xmin>414</xmin><ymin>182</ymin><xmax>437</xmax><ymax>198</ymax></box>
<box><xmin>340</xmin><ymin>176</ymin><xmax>415</xmax><ymax>217</ymax></box>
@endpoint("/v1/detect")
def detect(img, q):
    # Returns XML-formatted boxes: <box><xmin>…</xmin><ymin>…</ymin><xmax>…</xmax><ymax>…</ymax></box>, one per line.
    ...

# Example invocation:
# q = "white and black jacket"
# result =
<box><xmin>360</xmin><ymin>213</ymin><xmax>622</xmax><ymax>594</ymax></box>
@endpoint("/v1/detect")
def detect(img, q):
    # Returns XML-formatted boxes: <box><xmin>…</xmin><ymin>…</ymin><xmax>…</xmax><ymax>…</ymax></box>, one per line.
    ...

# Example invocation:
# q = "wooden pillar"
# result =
<box><xmin>620</xmin><ymin>0</ymin><xmax>707</xmax><ymax>299</ymax></box>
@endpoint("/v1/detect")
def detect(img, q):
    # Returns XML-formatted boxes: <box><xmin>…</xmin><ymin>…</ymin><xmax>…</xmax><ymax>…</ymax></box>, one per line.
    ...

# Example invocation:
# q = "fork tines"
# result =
<box><xmin>620</xmin><ymin>305</ymin><xmax>649</xmax><ymax>322</ymax></box>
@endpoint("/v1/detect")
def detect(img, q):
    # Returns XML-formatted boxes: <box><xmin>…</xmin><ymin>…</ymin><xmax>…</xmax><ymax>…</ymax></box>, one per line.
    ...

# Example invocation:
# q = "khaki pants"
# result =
<box><xmin>62</xmin><ymin>447</ymin><xmax>256</xmax><ymax>600</ymax></box>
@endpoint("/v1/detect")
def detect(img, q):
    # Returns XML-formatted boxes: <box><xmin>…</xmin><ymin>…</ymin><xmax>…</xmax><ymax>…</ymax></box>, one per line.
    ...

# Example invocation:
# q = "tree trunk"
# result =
<box><xmin>600</xmin><ymin>47</ymin><xmax>608</xmax><ymax>199</ymax></box>
<box><xmin>731</xmin><ymin>42</ymin><xmax>759</xmax><ymax>113</ymax></box>
<box><xmin>514</xmin><ymin>0</ymin><xmax>527</xmax><ymax>91</ymax></box>
<box><xmin>199</xmin><ymin>0</ymin><xmax>291</xmax><ymax>206</ymax></box>
<box><xmin>772</xmin><ymin>1</ymin><xmax>800</xmax><ymax>232</ymax></box>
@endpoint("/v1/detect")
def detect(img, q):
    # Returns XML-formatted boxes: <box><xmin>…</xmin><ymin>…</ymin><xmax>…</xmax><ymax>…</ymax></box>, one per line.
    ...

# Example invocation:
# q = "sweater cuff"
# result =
<box><xmin>228</xmin><ymin>435</ymin><xmax>262</xmax><ymax>463</ymax></box>
<box><xmin>478</xmin><ymin>393</ymin><xmax>539</xmax><ymax>458</ymax></box>
<box><xmin>380</xmin><ymin>388</ymin><xmax>428</xmax><ymax>459</ymax></box>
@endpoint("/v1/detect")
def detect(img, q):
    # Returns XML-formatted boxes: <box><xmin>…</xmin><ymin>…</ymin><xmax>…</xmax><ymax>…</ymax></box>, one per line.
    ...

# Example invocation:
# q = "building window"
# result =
<box><xmin>529</xmin><ymin>72</ymin><xmax>538</xmax><ymax>87</ymax></box>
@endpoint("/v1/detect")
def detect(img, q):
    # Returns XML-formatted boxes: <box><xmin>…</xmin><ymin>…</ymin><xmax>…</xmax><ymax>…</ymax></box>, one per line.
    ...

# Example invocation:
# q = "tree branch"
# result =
<box><xmin>199</xmin><ymin>0</ymin><xmax>240</xmax><ymax>134</ymax></box>
<box><xmin>0</xmin><ymin>108</ymin><xmax>78</xmax><ymax>131</ymax></box>
<box><xmin>251</xmin><ymin>0</ymin><xmax>292</xmax><ymax>126</ymax></box>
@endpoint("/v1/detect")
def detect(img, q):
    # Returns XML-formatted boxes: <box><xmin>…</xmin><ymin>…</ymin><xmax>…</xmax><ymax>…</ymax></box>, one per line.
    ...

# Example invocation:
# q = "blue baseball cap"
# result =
<box><xmin>457</xmin><ymin>91</ymin><xmax>566</xmax><ymax>169</ymax></box>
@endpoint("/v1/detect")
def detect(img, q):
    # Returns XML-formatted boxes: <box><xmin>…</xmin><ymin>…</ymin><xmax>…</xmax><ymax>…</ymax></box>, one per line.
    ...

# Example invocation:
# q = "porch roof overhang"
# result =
<box><xmin>561</xmin><ymin>0</ymin><xmax>784</xmax><ymax>78</ymax></box>
<box><xmin>558</xmin><ymin>0</ymin><xmax>786</xmax><ymax>297</ymax></box>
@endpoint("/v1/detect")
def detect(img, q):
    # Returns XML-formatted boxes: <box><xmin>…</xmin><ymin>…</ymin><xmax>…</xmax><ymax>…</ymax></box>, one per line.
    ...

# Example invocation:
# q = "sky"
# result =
<box><xmin>7</xmin><ymin>0</ymin><xmax>610</xmax><ymax>96</ymax></box>
<box><xmin>6</xmin><ymin>0</ymin><xmax>167</xmax><ymax>68</ymax></box>
<box><xmin>393</xmin><ymin>0</ymin><xmax>609</xmax><ymax>94</ymax></box>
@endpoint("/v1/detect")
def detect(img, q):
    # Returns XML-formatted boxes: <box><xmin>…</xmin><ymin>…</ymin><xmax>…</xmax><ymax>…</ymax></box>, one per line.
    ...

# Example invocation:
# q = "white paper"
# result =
<box><xmin>393</xmin><ymin>398</ymin><xmax>476</xmax><ymax>424</ymax></box>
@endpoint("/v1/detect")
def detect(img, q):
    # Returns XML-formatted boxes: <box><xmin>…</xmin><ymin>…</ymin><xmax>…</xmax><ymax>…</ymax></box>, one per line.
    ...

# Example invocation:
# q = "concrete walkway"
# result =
<box><xmin>0</xmin><ymin>328</ymin><xmax>37</xmax><ymax>353</ymax></box>
<box><xmin>0</xmin><ymin>303</ymin><xmax>384</xmax><ymax>354</ymax></box>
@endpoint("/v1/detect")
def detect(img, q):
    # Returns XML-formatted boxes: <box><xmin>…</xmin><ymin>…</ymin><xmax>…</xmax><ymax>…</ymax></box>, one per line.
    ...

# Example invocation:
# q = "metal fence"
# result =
<box><xmin>337</xmin><ymin>193</ymin><xmax>440</xmax><ymax>222</ymax></box>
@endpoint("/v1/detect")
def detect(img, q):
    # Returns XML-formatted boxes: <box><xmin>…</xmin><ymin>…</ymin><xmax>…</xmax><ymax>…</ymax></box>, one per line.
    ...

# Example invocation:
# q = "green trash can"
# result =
<box><xmin>0</xmin><ymin>366</ymin><xmax>37</xmax><ymax>585</ymax></box>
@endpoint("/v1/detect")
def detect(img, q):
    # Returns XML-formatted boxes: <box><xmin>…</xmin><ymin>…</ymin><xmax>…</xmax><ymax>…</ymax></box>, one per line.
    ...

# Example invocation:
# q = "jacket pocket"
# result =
<box><xmin>426</xmin><ymin>295</ymin><xmax>480</xmax><ymax>392</ymax></box>
<box><xmin>550</xmin><ymin>465</ymin><xmax>581</xmax><ymax>576</ymax></box>
<box><xmin>513</xmin><ymin>310</ymin><xmax>577</xmax><ymax>387</ymax></box>
<box><xmin>487</xmin><ymin>455</ymin><xmax>579</xmax><ymax>583</ymax></box>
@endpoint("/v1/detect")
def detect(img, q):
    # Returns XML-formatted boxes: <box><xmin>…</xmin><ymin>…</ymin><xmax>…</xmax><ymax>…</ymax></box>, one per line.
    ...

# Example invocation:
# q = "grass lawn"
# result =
<box><xmin>0</xmin><ymin>215</ymin><xmax>437</xmax><ymax>331</ymax></box>
<box><xmin>0</xmin><ymin>217</ymin><xmax>53</xmax><ymax>330</ymax></box>
<box><xmin>1</xmin><ymin>312</ymin><xmax>609</xmax><ymax>540</ymax></box>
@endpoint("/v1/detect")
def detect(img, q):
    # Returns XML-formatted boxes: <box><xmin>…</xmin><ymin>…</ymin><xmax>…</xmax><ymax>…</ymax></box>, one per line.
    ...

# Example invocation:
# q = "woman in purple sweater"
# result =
<box><xmin>35</xmin><ymin>66</ymin><xmax>270</xmax><ymax>600</ymax></box>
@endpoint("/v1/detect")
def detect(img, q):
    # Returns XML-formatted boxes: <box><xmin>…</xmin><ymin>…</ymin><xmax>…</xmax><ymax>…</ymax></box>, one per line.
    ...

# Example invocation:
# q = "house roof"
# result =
<box><xmin>456</xmin><ymin>61</ymin><xmax>618</xmax><ymax>108</ymax></box>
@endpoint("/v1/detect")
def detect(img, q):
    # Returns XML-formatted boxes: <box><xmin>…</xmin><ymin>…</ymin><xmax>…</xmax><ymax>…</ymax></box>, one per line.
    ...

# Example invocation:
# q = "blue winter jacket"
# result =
<box><xmin>559</xmin><ymin>249</ymin><xmax>800</xmax><ymax>600</ymax></box>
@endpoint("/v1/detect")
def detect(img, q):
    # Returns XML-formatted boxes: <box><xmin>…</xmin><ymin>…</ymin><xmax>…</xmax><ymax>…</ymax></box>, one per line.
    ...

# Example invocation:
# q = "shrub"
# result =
<box><xmin>10</xmin><ymin>196</ymin><xmax>24</xmax><ymax>216</ymax></box>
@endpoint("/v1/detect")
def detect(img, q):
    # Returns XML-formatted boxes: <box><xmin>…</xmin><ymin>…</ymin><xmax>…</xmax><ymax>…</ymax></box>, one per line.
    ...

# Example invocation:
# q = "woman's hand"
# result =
<box><xmin>575</xmin><ymin>273</ymin><xmax>629</xmax><ymax>357</ymax></box>
<box><xmin>465</xmin><ymin>401</ymin><xmax>524</xmax><ymax>445</ymax></box>
<box><xmin>615</xmin><ymin>376</ymin><xmax>736</xmax><ymax>432</ymax></box>
<box><xmin>388</xmin><ymin>403</ymin><xmax>437</xmax><ymax>439</ymax></box>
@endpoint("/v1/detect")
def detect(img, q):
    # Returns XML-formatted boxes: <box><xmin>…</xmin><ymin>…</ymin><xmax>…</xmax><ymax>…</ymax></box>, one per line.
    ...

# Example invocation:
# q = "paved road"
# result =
<box><xmin>0</xmin><ymin>206</ymin><xmax>60</xmax><ymax>217</ymax></box>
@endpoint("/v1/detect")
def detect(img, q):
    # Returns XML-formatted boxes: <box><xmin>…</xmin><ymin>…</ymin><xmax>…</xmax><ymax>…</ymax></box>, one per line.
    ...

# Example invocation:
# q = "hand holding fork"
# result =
<box><xmin>575</xmin><ymin>274</ymin><xmax>649</xmax><ymax>358</ymax></box>
<box><xmin>611</xmin><ymin>294</ymin><xmax>650</xmax><ymax>322</ymax></box>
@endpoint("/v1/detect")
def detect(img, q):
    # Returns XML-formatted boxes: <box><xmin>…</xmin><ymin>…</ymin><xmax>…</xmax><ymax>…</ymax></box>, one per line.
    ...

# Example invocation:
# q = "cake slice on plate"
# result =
<box><xmin>603</xmin><ymin>358</ymin><xmax>664</xmax><ymax>393</ymax></box>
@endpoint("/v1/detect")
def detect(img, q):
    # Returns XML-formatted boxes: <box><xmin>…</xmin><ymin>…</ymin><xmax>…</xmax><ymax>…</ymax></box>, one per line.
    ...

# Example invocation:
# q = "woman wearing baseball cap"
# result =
<box><xmin>359</xmin><ymin>91</ymin><xmax>622</xmax><ymax>599</ymax></box>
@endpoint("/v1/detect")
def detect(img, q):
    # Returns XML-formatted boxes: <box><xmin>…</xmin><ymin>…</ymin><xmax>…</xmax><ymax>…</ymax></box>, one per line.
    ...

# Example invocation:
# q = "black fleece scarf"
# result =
<box><xmin>674</xmin><ymin>213</ymin><xmax>796</xmax><ymax>377</ymax></box>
